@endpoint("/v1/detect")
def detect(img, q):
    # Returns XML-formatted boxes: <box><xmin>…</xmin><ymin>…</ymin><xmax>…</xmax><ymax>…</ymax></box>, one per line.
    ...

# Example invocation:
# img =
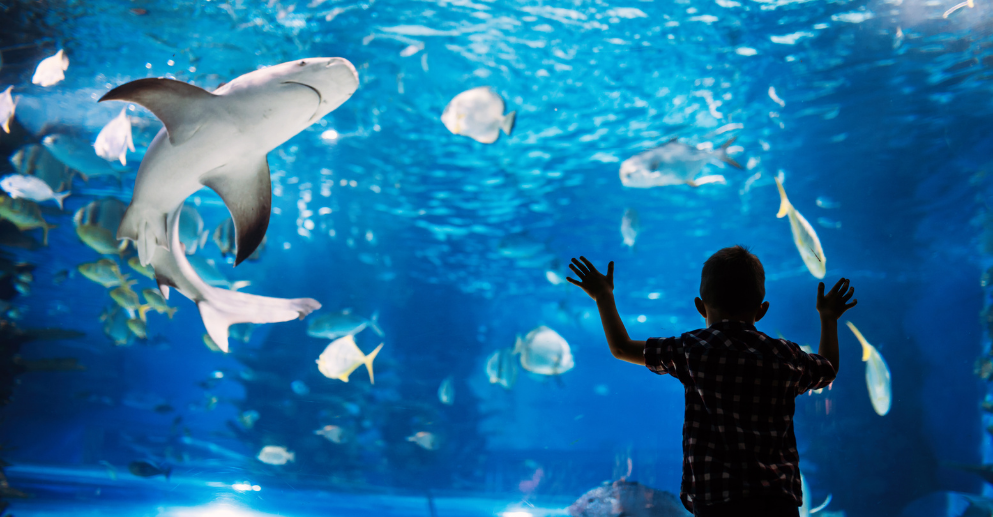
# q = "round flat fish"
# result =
<box><xmin>441</xmin><ymin>86</ymin><xmax>516</xmax><ymax>144</ymax></box>
<box><xmin>516</xmin><ymin>326</ymin><xmax>574</xmax><ymax>375</ymax></box>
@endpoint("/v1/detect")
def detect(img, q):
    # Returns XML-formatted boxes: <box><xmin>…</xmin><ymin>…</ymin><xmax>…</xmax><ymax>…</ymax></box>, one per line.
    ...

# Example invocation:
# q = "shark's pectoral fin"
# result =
<box><xmin>202</xmin><ymin>157</ymin><xmax>272</xmax><ymax>266</ymax></box>
<box><xmin>99</xmin><ymin>78</ymin><xmax>213</xmax><ymax>146</ymax></box>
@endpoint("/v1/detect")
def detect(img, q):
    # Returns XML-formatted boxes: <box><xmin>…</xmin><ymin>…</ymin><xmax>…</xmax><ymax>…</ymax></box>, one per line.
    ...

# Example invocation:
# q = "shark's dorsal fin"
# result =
<box><xmin>99</xmin><ymin>78</ymin><xmax>214</xmax><ymax>146</ymax></box>
<box><xmin>201</xmin><ymin>156</ymin><xmax>272</xmax><ymax>266</ymax></box>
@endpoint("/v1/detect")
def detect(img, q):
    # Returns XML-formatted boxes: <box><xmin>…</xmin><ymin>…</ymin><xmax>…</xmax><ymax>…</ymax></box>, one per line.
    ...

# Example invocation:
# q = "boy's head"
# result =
<box><xmin>696</xmin><ymin>245</ymin><xmax>769</xmax><ymax>323</ymax></box>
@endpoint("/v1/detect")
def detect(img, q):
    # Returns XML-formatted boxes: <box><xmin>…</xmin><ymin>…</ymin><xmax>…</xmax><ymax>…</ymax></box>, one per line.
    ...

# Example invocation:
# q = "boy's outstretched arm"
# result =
<box><xmin>567</xmin><ymin>256</ymin><xmax>646</xmax><ymax>365</ymax></box>
<box><xmin>816</xmin><ymin>277</ymin><xmax>858</xmax><ymax>374</ymax></box>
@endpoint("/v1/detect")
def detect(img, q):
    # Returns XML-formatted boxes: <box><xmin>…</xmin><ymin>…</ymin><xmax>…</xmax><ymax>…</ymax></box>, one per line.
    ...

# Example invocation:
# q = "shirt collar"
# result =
<box><xmin>709</xmin><ymin>319</ymin><xmax>756</xmax><ymax>331</ymax></box>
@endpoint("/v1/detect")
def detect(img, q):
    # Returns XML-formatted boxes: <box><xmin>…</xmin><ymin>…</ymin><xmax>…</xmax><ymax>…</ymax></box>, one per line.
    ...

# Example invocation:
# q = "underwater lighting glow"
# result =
<box><xmin>230</xmin><ymin>482</ymin><xmax>261</xmax><ymax>492</ymax></box>
<box><xmin>321</xmin><ymin>129</ymin><xmax>339</xmax><ymax>141</ymax></box>
<box><xmin>501</xmin><ymin>512</ymin><xmax>532</xmax><ymax>517</ymax></box>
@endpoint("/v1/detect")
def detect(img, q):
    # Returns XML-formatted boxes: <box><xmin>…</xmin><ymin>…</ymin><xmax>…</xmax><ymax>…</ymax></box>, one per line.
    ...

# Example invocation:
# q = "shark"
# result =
<box><xmin>99</xmin><ymin>57</ymin><xmax>359</xmax><ymax>266</ymax></box>
<box><xmin>151</xmin><ymin>204</ymin><xmax>321</xmax><ymax>353</ymax></box>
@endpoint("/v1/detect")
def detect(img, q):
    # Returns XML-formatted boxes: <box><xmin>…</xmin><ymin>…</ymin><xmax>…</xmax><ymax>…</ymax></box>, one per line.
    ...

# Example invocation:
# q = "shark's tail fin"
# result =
<box><xmin>118</xmin><ymin>205</ymin><xmax>167</xmax><ymax>266</ymax></box>
<box><xmin>197</xmin><ymin>287</ymin><xmax>321</xmax><ymax>353</ymax></box>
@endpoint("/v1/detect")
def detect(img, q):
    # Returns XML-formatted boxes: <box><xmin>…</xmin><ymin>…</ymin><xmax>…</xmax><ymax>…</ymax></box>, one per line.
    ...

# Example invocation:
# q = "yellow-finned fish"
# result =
<box><xmin>127</xmin><ymin>256</ymin><xmax>155</xmax><ymax>279</ymax></box>
<box><xmin>141</xmin><ymin>288</ymin><xmax>177</xmax><ymax>318</ymax></box>
<box><xmin>74</xmin><ymin>199</ymin><xmax>129</xmax><ymax>255</ymax></box>
<box><xmin>109</xmin><ymin>285</ymin><xmax>152</xmax><ymax>321</ymax></box>
<box><xmin>78</xmin><ymin>259</ymin><xmax>130</xmax><ymax>288</ymax></box>
<box><xmin>846</xmin><ymin>321</ymin><xmax>891</xmax><ymax>416</ymax></box>
<box><xmin>127</xmin><ymin>317</ymin><xmax>148</xmax><ymax>339</ymax></box>
<box><xmin>316</xmin><ymin>335</ymin><xmax>383</xmax><ymax>383</ymax></box>
<box><xmin>0</xmin><ymin>195</ymin><xmax>55</xmax><ymax>246</ymax></box>
<box><xmin>775</xmin><ymin>177</ymin><xmax>826</xmax><ymax>279</ymax></box>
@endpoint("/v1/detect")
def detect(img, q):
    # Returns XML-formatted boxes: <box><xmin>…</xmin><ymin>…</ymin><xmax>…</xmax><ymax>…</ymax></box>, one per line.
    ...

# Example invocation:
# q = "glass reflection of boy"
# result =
<box><xmin>567</xmin><ymin>246</ymin><xmax>856</xmax><ymax>517</ymax></box>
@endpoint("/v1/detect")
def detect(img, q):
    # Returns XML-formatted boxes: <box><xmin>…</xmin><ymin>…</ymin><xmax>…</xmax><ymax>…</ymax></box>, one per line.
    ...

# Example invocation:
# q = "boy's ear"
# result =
<box><xmin>753</xmin><ymin>301</ymin><xmax>771</xmax><ymax>323</ymax></box>
<box><xmin>694</xmin><ymin>297</ymin><xmax>707</xmax><ymax>319</ymax></box>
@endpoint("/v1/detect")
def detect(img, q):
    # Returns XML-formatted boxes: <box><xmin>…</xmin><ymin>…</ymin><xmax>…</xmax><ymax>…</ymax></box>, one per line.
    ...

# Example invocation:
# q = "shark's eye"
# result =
<box><xmin>299</xmin><ymin>61</ymin><xmax>306</xmax><ymax>66</ymax></box>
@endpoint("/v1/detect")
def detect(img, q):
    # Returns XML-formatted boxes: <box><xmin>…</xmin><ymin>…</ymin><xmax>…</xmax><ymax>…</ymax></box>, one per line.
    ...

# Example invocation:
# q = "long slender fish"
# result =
<box><xmin>845</xmin><ymin>321</ymin><xmax>891</xmax><ymax>416</ymax></box>
<box><xmin>150</xmin><ymin>205</ymin><xmax>321</xmax><ymax>353</ymax></box>
<box><xmin>99</xmin><ymin>57</ymin><xmax>359</xmax><ymax>266</ymax></box>
<box><xmin>775</xmin><ymin>177</ymin><xmax>826</xmax><ymax>279</ymax></box>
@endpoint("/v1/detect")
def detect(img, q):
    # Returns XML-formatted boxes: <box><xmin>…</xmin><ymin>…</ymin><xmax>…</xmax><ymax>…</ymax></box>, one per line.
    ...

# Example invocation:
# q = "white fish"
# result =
<box><xmin>619</xmin><ymin>137</ymin><xmax>742</xmax><ymax>189</ymax></box>
<box><xmin>1</xmin><ymin>174</ymin><xmax>70</xmax><ymax>209</ymax></box>
<box><xmin>32</xmin><ymin>49</ymin><xmax>69</xmax><ymax>87</ymax></box>
<box><xmin>100</xmin><ymin>57</ymin><xmax>359</xmax><ymax>266</ymax></box>
<box><xmin>407</xmin><ymin>431</ymin><xmax>438</xmax><ymax>450</ymax></box>
<box><xmin>486</xmin><ymin>347</ymin><xmax>518</xmax><ymax>388</ymax></box>
<box><xmin>257</xmin><ymin>445</ymin><xmax>295</xmax><ymax>465</ymax></box>
<box><xmin>149</xmin><ymin>205</ymin><xmax>321</xmax><ymax>353</ymax></box>
<box><xmin>307</xmin><ymin>310</ymin><xmax>383</xmax><ymax>340</ymax></box>
<box><xmin>441</xmin><ymin>86</ymin><xmax>516</xmax><ymax>144</ymax></box>
<box><xmin>316</xmin><ymin>335</ymin><xmax>383</xmax><ymax>383</ymax></box>
<box><xmin>621</xmin><ymin>208</ymin><xmax>639</xmax><ymax>248</ymax></box>
<box><xmin>0</xmin><ymin>86</ymin><xmax>16</xmax><ymax>133</ymax></box>
<box><xmin>438</xmin><ymin>376</ymin><xmax>454</xmax><ymax>405</ymax></box>
<box><xmin>775</xmin><ymin>177</ymin><xmax>826</xmax><ymax>279</ymax></box>
<box><xmin>314</xmin><ymin>425</ymin><xmax>347</xmax><ymax>444</ymax></box>
<box><xmin>94</xmin><ymin>107</ymin><xmax>135</xmax><ymax>166</ymax></box>
<box><xmin>846</xmin><ymin>322</ymin><xmax>891</xmax><ymax>416</ymax></box>
<box><xmin>178</xmin><ymin>205</ymin><xmax>209</xmax><ymax>254</ymax></box>
<box><xmin>514</xmin><ymin>326</ymin><xmax>574</xmax><ymax>376</ymax></box>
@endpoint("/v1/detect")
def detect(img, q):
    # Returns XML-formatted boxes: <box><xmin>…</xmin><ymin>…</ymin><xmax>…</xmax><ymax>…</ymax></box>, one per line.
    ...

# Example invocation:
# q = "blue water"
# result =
<box><xmin>0</xmin><ymin>0</ymin><xmax>991</xmax><ymax>515</ymax></box>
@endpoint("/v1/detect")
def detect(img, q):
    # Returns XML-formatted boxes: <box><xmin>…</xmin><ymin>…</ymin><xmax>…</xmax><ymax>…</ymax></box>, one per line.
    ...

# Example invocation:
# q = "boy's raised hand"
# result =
<box><xmin>817</xmin><ymin>277</ymin><xmax>857</xmax><ymax>321</ymax></box>
<box><xmin>567</xmin><ymin>256</ymin><xmax>614</xmax><ymax>301</ymax></box>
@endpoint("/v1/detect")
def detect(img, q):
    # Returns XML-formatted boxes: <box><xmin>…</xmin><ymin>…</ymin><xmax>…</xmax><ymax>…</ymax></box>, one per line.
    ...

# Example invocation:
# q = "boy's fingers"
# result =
<box><xmin>568</xmin><ymin>263</ymin><xmax>584</xmax><ymax>278</ymax></box>
<box><xmin>817</xmin><ymin>282</ymin><xmax>825</xmax><ymax>298</ymax></box>
<box><xmin>579</xmin><ymin>256</ymin><xmax>598</xmax><ymax>273</ymax></box>
<box><xmin>607</xmin><ymin>261</ymin><xmax>614</xmax><ymax>278</ymax></box>
<box><xmin>842</xmin><ymin>287</ymin><xmax>854</xmax><ymax>301</ymax></box>
<box><xmin>566</xmin><ymin>277</ymin><xmax>582</xmax><ymax>287</ymax></box>
<box><xmin>570</xmin><ymin>258</ymin><xmax>589</xmax><ymax>276</ymax></box>
<box><xmin>845</xmin><ymin>299</ymin><xmax>858</xmax><ymax>309</ymax></box>
<box><xmin>830</xmin><ymin>278</ymin><xmax>845</xmax><ymax>294</ymax></box>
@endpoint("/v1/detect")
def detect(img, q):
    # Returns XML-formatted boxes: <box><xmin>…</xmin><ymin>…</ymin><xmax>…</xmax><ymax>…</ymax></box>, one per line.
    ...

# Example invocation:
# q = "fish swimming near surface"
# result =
<box><xmin>99</xmin><ymin>56</ymin><xmax>359</xmax><ymax>267</ymax></box>
<box><xmin>1</xmin><ymin>86</ymin><xmax>16</xmax><ymax>133</ymax></box>
<box><xmin>314</xmin><ymin>424</ymin><xmax>347</xmax><ymax>444</ymax></box>
<box><xmin>78</xmin><ymin>258</ymin><xmax>130</xmax><ymax>287</ymax></box>
<box><xmin>441</xmin><ymin>86</ymin><xmax>516</xmax><ymax>144</ymax></box>
<box><xmin>142</xmin><ymin>288</ymin><xmax>177</xmax><ymax>318</ymax></box>
<box><xmin>128</xmin><ymin>256</ymin><xmax>155</xmax><ymax>279</ymax></box>
<box><xmin>128</xmin><ymin>460</ymin><xmax>170</xmax><ymax>479</ymax></box>
<box><xmin>515</xmin><ymin>326</ymin><xmax>575</xmax><ymax>376</ymax></box>
<box><xmin>32</xmin><ymin>49</ymin><xmax>69</xmax><ymax>87</ymax></box>
<box><xmin>407</xmin><ymin>431</ymin><xmax>439</xmax><ymax>450</ymax></box>
<box><xmin>74</xmin><ymin>199</ymin><xmax>129</xmax><ymax>255</ymax></box>
<box><xmin>621</xmin><ymin>208</ymin><xmax>639</xmax><ymax>249</ymax></box>
<box><xmin>846</xmin><ymin>321</ymin><xmax>891</xmax><ymax>416</ymax></box>
<box><xmin>42</xmin><ymin>133</ymin><xmax>129</xmax><ymax>180</ymax></box>
<box><xmin>178</xmin><ymin>205</ymin><xmax>210</xmax><ymax>255</ymax></box>
<box><xmin>213</xmin><ymin>216</ymin><xmax>265</xmax><ymax>260</ymax></box>
<box><xmin>0</xmin><ymin>195</ymin><xmax>56</xmax><ymax>246</ymax></box>
<box><xmin>775</xmin><ymin>177</ymin><xmax>826</xmax><ymax>279</ymax></box>
<box><xmin>486</xmin><ymin>347</ymin><xmax>518</xmax><ymax>389</ymax></box>
<box><xmin>438</xmin><ymin>375</ymin><xmax>455</xmax><ymax>405</ymax></box>
<box><xmin>619</xmin><ymin>137</ymin><xmax>742</xmax><ymax>189</ymax></box>
<box><xmin>316</xmin><ymin>334</ymin><xmax>383</xmax><ymax>383</ymax></box>
<box><xmin>10</xmin><ymin>144</ymin><xmax>79</xmax><ymax>194</ymax></box>
<box><xmin>1</xmin><ymin>174</ymin><xmax>70</xmax><ymax>209</ymax></box>
<box><xmin>94</xmin><ymin>107</ymin><xmax>135</xmax><ymax>166</ymax></box>
<box><xmin>568</xmin><ymin>480</ymin><xmax>690</xmax><ymax>517</ymax></box>
<box><xmin>307</xmin><ymin>309</ymin><xmax>383</xmax><ymax>340</ymax></box>
<box><xmin>147</xmin><ymin>205</ymin><xmax>322</xmax><ymax>352</ymax></box>
<box><xmin>257</xmin><ymin>445</ymin><xmax>295</xmax><ymax>465</ymax></box>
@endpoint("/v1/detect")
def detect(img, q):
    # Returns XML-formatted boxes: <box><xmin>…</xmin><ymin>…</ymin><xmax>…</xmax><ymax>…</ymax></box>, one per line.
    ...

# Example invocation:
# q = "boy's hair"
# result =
<box><xmin>700</xmin><ymin>245</ymin><xmax>765</xmax><ymax>315</ymax></box>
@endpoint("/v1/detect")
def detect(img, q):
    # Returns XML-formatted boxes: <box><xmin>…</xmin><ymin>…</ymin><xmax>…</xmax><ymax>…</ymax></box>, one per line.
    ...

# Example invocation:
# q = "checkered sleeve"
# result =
<box><xmin>644</xmin><ymin>337</ymin><xmax>685</xmax><ymax>381</ymax></box>
<box><xmin>795</xmin><ymin>346</ymin><xmax>837</xmax><ymax>394</ymax></box>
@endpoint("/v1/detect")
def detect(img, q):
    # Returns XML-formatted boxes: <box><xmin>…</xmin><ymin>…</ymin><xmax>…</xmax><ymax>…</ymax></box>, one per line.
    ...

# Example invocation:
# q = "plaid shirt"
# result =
<box><xmin>645</xmin><ymin>320</ymin><xmax>836</xmax><ymax>512</ymax></box>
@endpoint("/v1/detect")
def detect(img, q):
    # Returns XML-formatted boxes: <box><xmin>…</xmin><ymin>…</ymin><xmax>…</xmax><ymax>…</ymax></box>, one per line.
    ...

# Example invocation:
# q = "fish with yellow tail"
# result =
<box><xmin>141</xmin><ymin>288</ymin><xmax>177</xmax><ymax>318</ymax></box>
<box><xmin>0</xmin><ymin>195</ymin><xmax>56</xmax><ymax>246</ymax></box>
<box><xmin>110</xmin><ymin>284</ymin><xmax>153</xmax><ymax>322</ymax></box>
<box><xmin>775</xmin><ymin>177</ymin><xmax>826</xmax><ymax>279</ymax></box>
<box><xmin>846</xmin><ymin>321</ymin><xmax>891</xmax><ymax>416</ymax></box>
<box><xmin>78</xmin><ymin>258</ymin><xmax>130</xmax><ymax>288</ymax></box>
<box><xmin>128</xmin><ymin>257</ymin><xmax>155</xmax><ymax>279</ymax></box>
<box><xmin>316</xmin><ymin>335</ymin><xmax>383</xmax><ymax>383</ymax></box>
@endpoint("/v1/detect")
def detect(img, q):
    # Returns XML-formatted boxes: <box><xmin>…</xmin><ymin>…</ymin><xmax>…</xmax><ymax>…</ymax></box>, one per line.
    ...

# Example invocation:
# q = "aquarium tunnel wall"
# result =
<box><xmin>0</xmin><ymin>0</ymin><xmax>991</xmax><ymax>516</ymax></box>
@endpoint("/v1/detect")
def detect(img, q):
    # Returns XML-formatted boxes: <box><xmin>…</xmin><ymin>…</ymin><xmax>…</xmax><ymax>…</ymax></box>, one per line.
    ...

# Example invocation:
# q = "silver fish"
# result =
<box><xmin>178</xmin><ymin>205</ymin><xmax>209</xmax><ymax>255</ymax></box>
<box><xmin>32</xmin><ymin>49</ymin><xmax>69</xmax><ymax>87</ymax></box>
<box><xmin>619</xmin><ymin>137</ymin><xmax>742</xmax><ymax>189</ymax></box>
<box><xmin>94</xmin><ymin>107</ymin><xmax>135</xmax><ymax>166</ymax></box>
<box><xmin>0</xmin><ymin>86</ymin><xmax>16</xmax><ymax>133</ymax></box>
<box><xmin>514</xmin><ymin>326</ymin><xmax>574</xmax><ymax>376</ymax></box>
<box><xmin>620</xmin><ymin>208</ymin><xmax>639</xmax><ymax>248</ymax></box>
<box><xmin>441</xmin><ymin>86</ymin><xmax>516</xmax><ymax>144</ymax></box>
<box><xmin>307</xmin><ymin>309</ymin><xmax>383</xmax><ymax>340</ymax></box>
<box><xmin>1</xmin><ymin>174</ymin><xmax>69</xmax><ymax>209</ymax></box>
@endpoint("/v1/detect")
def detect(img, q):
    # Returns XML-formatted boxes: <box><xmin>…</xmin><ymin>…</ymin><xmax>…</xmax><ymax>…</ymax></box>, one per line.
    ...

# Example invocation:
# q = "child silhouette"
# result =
<box><xmin>567</xmin><ymin>246</ymin><xmax>856</xmax><ymax>517</ymax></box>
